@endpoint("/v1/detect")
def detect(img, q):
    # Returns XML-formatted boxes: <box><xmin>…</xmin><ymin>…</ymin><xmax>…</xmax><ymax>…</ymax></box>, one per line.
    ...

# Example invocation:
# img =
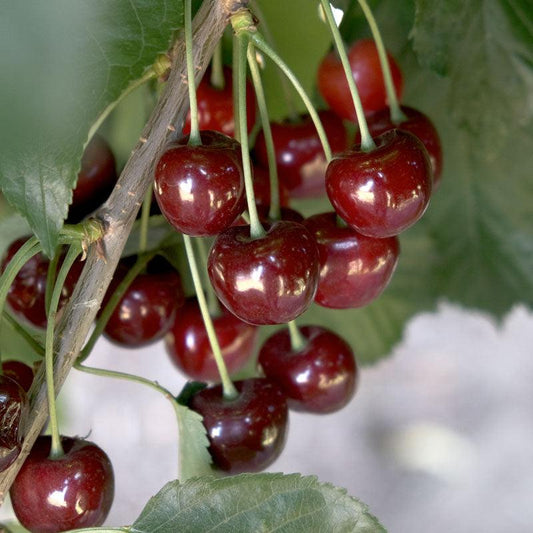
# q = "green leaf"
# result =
<box><xmin>175</xmin><ymin>402</ymin><xmax>213</xmax><ymax>481</ymax></box>
<box><xmin>0</xmin><ymin>1</ymin><xmax>184</xmax><ymax>256</ymax></box>
<box><xmin>131</xmin><ymin>473</ymin><xmax>385</xmax><ymax>533</ymax></box>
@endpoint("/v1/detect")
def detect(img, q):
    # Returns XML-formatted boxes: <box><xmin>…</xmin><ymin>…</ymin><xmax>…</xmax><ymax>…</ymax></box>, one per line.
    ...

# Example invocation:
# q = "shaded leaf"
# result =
<box><xmin>131</xmin><ymin>473</ymin><xmax>385</xmax><ymax>533</ymax></box>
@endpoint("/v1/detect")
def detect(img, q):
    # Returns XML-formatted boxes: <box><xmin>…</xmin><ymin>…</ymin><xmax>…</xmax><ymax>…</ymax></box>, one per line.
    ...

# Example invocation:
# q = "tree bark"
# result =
<box><xmin>0</xmin><ymin>0</ymin><xmax>234</xmax><ymax>502</ymax></box>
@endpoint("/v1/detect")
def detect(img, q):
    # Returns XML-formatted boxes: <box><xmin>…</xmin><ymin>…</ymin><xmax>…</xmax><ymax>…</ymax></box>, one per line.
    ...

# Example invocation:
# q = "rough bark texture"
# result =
<box><xmin>0</xmin><ymin>0</ymin><xmax>235</xmax><ymax>502</ymax></box>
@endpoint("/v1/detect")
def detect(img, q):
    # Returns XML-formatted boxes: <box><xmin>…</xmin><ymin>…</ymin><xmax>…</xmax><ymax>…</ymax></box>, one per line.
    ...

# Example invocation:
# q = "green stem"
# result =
<box><xmin>46</xmin><ymin>244</ymin><xmax>82</xmax><ymax>459</ymax></box>
<box><xmin>247</xmin><ymin>32</ymin><xmax>333</xmax><ymax>161</ymax></box>
<box><xmin>185</xmin><ymin>0</ymin><xmax>201</xmax><ymax>146</ymax></box>
<box><xmin>0</xmin><ymin>236</ymin><xmax>41</xmax><ymax>362</ymax></box>
<box><xmin>77</xmin><ymin>252</ymin><xmax>156</xmax><ymax>363</ymax></box>
<box><xmin>139</xmin><ymin>187</ymin><xmax>153</xmax><ymax>253</ymax></box>
<box><xmin>45</xmin><ymin>248</ymin><xmax>60</xmax><ymax>317</ymax></box>
<box><xmin>287</xmin><ymin>320</ymin><xmax>307</xmax><ymax>351</ymax></box>
<box><xmin>249</xmin><ymin>0</ymin><xmax>298</xmax><ymax>120</ymax></box>
<box><xmin>210</xmin><ymin>39</ymin><xmax>225</xmax><ymax>89</ymax></box>
<box><xmin>194</xmin><ymin>238</ymin><xmax>221</xmax><ymax>317</ymax></box>
<box><xmin>183</xmin><ymin>235</ymin><xmax>237</xmax><ymax>400</ymax></box>
<box><xmin>236</xmin><ymin>32</ymin><xmax>266</xmax><ymax>239</ymax></box>
<box><xmin>2</xmin><ymin>311</ymin><xmax>45</xmax><ymax>357</ymax></box>
<box><xmin>320</xmin><ymin>0</ymin><xmax>375</xmax><ymax>152</ymax></box>
<box><xmin>357</xmin><ymin>0</ymin><xmax>406</xmax><ymax>124</ymax></box>
<box><xmin>247</xmin><ymin>42</ymin><xmax>280</xmax><ymax>221</ymax></box>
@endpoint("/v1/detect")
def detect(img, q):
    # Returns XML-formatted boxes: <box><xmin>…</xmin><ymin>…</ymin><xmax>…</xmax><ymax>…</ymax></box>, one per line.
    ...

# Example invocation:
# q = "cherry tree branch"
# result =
<box><xmin>0</xmin><ymin>0</ymin><xmax>240</xmax><ymax>501</ymax></box>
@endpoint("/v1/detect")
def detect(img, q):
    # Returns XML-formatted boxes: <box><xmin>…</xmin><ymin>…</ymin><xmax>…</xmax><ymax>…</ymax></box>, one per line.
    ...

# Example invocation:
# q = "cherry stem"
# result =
<box><xmin>77</xmin><ymin>252</ymin><xmax>156</xmax><ymax>364</ymax></box>
<box><xmin>288</xmin><ymin>320</ymin><xmax>307</xmax><ymax>352</ymax></box>
<box><xmin>182</xmin><ymin>234</ymin><xmax>238</xmax><ymax>400</ymax></box>
<box><xmin>236</xmin><ymin>32</ymin><xmax>266</xmax><ymax>240</ymax></box>
<box><xmin>194</xmin><ymin>237</ymin><xmax>221</xmax><ymax>317</ymax></box>
<box><xmin>247</xmin><ymin>42</ymin><xmax>281</xmax><ymax>221</ymax></box>
<box><xmin>319</xmin><ymin>0</ymin><xmax>376</xmax><ymax>152</ymax></box>
<box><xmin>46</xmin><ymin>244</ymin><xmax>82</xmax><ymax>459</ymax></box>
<box><xmin>139</xmin><ymin>186</ymin><xmax>153</xmax><ymax>253</ymax></box>
<box><xmin>246</xmin><ymin>31</ymin><xmax>333</xmax><ymax>162</ymax></box>
<box><xmin>1</xmin><ymin>311</ymin><xmax>45</xmax><ymax>357</ymax></box>
<box><xmin>0</xmin><ymin>236</ymin><xmax>41</xmax><ymax>363</ymax></box>
<box><xmin>44</xmin><ymin>248</ymin><xmax>60</xmax><ymax>317</ymax></box>
<box><xmin>210</xmin><ymin>39</ymin><xmax>225</xmax><ymax>89</ymax></box>
<box><xmin>249</xmin><ymin>0</ymin><xmax>299</xmax><ymax>121</ymax></box>
<box><xmin>185</xmin><ymin>0</ymin><xmax>201</xmax><ymax>146</ymax></box>
<box><xmin>357</xmin><ymin>0</ymin><xmax>406</xmax><ymax>124</ymax></box>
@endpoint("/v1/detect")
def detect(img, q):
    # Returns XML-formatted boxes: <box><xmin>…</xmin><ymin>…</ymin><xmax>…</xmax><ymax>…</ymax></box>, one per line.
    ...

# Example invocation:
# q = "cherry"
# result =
<box><xmin>68</xmin><ymin>134</ymin><xmax>117</xmax><ymax>223</ymax></box>
<box><xmin>103</xmin><ymin>259</ymin><xmax>184</xmax><ymax>347</ymax></box>
<box><xmin>0</xmin><ymin>375</ymin><xmax>27</xmax><ymax>472</ymax></box>
<box><xmin>258</xmin><ymin>326</ymin><xmax>358</xmax><ymax>413</ymax></box>
<box><xmin>304</xmin><ymin>212</ymin><xmax>399</xmax><ymax>308</ymax></box>
<box><xmin>165</xmin><ymin>297</ymin><xmax>258</xmax><ymax>381</ymax></box>
<box><xmin>251</xmin><ymin>165</ymin><xmax>290</xmax><ymax>208</ymax></box>
<box><xmin>208</xmin><ymin>221</ymin><xmax>319</xmax><ymax>325</ymax></box>
<box><xmin>253</xmin><ymin>110</ymin><xmax>348</xmax><ymax>198</ymax></box>
<box><xmin>2</xmin><ymin>360</ymin><xmax>34</xmax><ymax>392</ymax></box>
<box><xmin>317</xmin><ymin>38</ymin><xmax>403</xmax><ymax>120</ymax></box>
<box><xmin>183</xmin><ymin>66</ymin><xmax>256</xmax><ymax>138</ymax></box>
<box><xmin>154</xmin><ymin>130</ymin><xmax>246</xmax><ymax>236</ymax></box>
<box><xmin>326</xmin><ymin>129</ymin><xmax>432</xmax><ymax>238</ymax></box>
<box><xmin>359</xmin><ymin>106</ymin><xmax>443</xmax><ymax>185</ymax></box>
<box><xmin>10</xmin><ymin>436</ymin><xmax>114</xmax><ymax>532</ymax></box>
<box><xmin>1</xmin><ymin>238</ymin><xmax>84</xmax><ymax>329</ymax></box>
<box><xmin>189</xmin><ymin>378</ymin><xmax>288</xmax><ymax>474</ymax></box>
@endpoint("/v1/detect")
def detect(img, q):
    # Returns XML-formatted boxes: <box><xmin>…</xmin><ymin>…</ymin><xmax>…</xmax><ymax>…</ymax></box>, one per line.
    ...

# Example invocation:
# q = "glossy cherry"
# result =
<box><xmin>326</xmin><ymin>129</ymin><xmax>432</xmax><ymax>238</ymax></box>
<box><xmin>189</xmin><ymin>378</ymin><xmax>288</xmax><ymax>474</ymax></box>
<box><xmin>208</xmin><ymin>220</ymin><xmax>319</xmax><ymax>325</ymax></box>
<box><xmin>1</xmin><ymin>238</ymin><xmax>84</xmax><ymax>329</ymax></box>
<box><xmin>258</xmin><ymin>326</ymin><xmax>358</xmax><ymax>413</ymax></box>
<box><xmin>183</xmin><ymin>65</ymin><xmax>256</xmax><ymax>138</ymax></box>
<box><xmin>304</xmin><ymin>212</ymin><xmax>399</xmax><ymax>308</ymax></box>
<box><xmin>359</xmin><ymin>105</ymin><xmax>443</xmax><ymax>185</ymax></box>
<box><xmin>165</xmin><ymin>297</ymin><xmax>258</xmax><ymax>381</ymax></box>
<box><xmin>253</xmin><ymin>110</ymin><xmax>347</xmax><ymax>198</ymax></box>
<box><xmin>317</xmin><ymin>38</ymin><xmax>403</xmax><ymax>120</ymax></box>
<box><xmin>0</xmin><ymin>375</ymin><xmax>27</xmax><ymax>472</ymax></box>
<box><xmin>68</xmin><ymin>134</ymin><xmax>117</xmax><ymax>223</ymax></box>
<box><xmin>154</xmin><ymin>130</ymin><xmax>246</xmax><ymax>236</ymax></box>
<box><xmin>10</xmin><ymin>436</ymin><xmax>114</xmax><ymax>532</ymax></box>
<box><xmin>2</xmin><ymin>360</ymin><xmax>34</xmax><ymax>392</ymax></box>
<box><xmin>103</xmin><ymin>260</ymin><xmax>185</xmax><ymax>347</ymax></box>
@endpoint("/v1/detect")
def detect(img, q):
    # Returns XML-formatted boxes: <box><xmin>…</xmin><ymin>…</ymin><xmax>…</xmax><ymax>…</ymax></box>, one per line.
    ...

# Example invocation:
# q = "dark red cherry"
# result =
<box><xmin>253</xmin><ymin>111</ymin><xmax>347</xmax><ymax>198</ymax></box>
<box><xmin>251</xmin><ymin>165</ymin><xmax>290</xmax><ymax>208</ymax></box>
<box><xmin>258</xmin><ymin>326</ymin><xmax>358</xmax><ymax>413</ymax></box>
<box><xmin>103</xmin><ymin>260</ymin><xmax>184</xmax><ymax>347</ymax></box>
<box><xmin>208</xmin><ymin>221</ymin><xmax>319</xmax><ymax>325</ymax></box>
<box><xmin>68</xmin><ymin>135</ymin><xmax>117</xmax><ymax>223</ymax></box>
<box><xmin>317</xmin><ymin>38</ymin><xmax>403</xmax><ymax>120</ymax></box>
<box><xmin>183</xmin><ymin>66</ymin><xmax>256</xmax><ymax>138</ymax></box>
<box><xmin>189</xmin><ymin>378</ymin><xmax>288</xmax><ymax>474</ymax></box>
<box><xmin>304</xmin><ymin>212</ymin><xmax>399</xmax><ymax>308</ymax></box>
<box><xmin>359</xmin><ymin>106</ymin><xmax>443</xmax><ymax>185</ymax></box>
<box><xmin>1</xmin><ymin>238</ymin><xmax>84</xmax><ymax>329</ymax></box>
<box><xmin>0</xmin><ymin>375</ymin><xmax>27</xmax><ymax>472</ymax></box>
<box><xmin>10</xmin><ymin>436</ymin><xmax>114</xmax><ymax>532</ymax></box>
<box><xmin>165</xmin><ymin>298</ymin><xmax>258</xmax><ymax>381</ymax></box>
<box><xmin>2</xmin><ymin>361</ymin><xmax>34</xmax><ymax>393</ymax></box>
<box><xmin>154</xmin><ymin>130</ymin><xmax>246</xmax><ymax>236</ymax></box>
<box><xmin>326</xmin><ymin>129</ymin><xmax>432</xmax><ymax>238</ymax></box>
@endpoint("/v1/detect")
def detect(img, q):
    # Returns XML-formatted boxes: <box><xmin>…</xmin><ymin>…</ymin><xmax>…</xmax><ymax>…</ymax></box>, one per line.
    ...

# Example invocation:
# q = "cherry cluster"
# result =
<box><xmin>0</xmin><ymin>28</ymin><xmax>441</xmax><ymax>530</ymax></box>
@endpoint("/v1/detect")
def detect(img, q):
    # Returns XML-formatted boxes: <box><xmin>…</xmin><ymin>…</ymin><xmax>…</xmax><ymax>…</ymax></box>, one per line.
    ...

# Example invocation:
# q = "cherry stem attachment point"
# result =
<box><xmin>357</xmin><ymin>0</ymin><xmax>406</xmax><ymax>124</ymax></box>
<box><xmin>247</xmin><ymin>42</ymin><xmax>281</xmax><ymax>221</ymax></box>
<box><xmin>46</xmin><ymin>244</ymin><xmax>82</xmax><ymax>459</ymax></box>
<box><xmin>183</xmin><ymin>234</ymin><xmax>238</xmax><ymax>400</ymax></box>
<box><xmin>236</xmin><ymin>31</ymin><xmax>266</xmax><ymax>240</ymax></box>
<box><xmin>319</xmin><ymin>0</ymin><xmax>375</xmax><ymax>152</ymax></box>
<box><xmin>185</xmin><ymin>0</ymin><xmax>201</xmax><ymax>146</ymax></box>
<box><xmin>288</xmin><ymin>320</ymin><xmax>307</xmax><ymax>352</ymax></box>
